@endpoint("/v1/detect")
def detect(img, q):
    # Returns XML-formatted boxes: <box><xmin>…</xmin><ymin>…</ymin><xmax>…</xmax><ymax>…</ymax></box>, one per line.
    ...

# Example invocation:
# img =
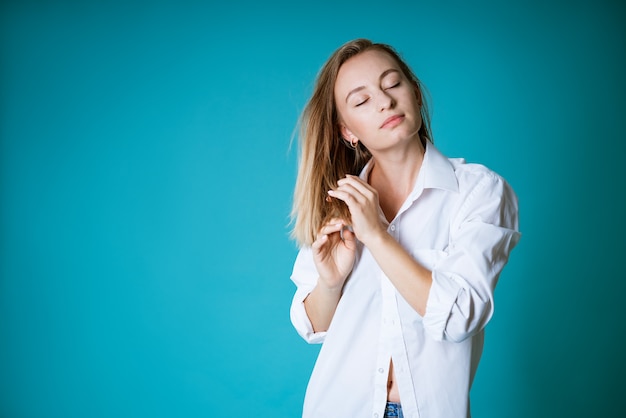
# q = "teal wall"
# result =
<box><xmin>1</xmin><ymin>0</ymin><xmax>624</xmax><ymax>417</ymax></box>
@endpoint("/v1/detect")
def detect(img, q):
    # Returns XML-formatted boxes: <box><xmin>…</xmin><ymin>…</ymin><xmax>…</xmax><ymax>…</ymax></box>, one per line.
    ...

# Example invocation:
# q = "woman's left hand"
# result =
<box><xmin>327</xmin><ymin>175</ymin><xmax>387</xmax><ymax>246</ymax></box>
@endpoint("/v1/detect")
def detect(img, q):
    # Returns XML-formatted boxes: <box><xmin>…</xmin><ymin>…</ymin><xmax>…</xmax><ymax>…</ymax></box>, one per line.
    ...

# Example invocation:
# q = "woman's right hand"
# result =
<box><xmin>311</xmin><ymin>218</ymin><xmax>357</xmax><ymax>290</ymax></box>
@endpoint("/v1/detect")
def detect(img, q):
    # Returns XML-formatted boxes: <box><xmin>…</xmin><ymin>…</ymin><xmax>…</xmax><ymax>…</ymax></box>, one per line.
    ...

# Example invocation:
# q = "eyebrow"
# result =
<box><xmin>345</xmin><ymin>68</ymin><xmax>400</xmax><ymax>103</ymax></box>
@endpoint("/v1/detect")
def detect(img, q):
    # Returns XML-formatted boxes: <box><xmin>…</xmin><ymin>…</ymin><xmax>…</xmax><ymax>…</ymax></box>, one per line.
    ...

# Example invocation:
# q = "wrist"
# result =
<box><xmin>360</xmin><ymin>225</ymin><xmax>389</xmax><ymax>249</ymax></box>
<box><xmin>316</xmin><ymin>279</ymin><xmax>345</xmax><ymax>294</ymax></box>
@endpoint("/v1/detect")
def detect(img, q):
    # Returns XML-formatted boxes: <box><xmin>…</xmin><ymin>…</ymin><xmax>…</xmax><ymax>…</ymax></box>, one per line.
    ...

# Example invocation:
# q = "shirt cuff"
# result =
<box><xmin>423</xmin><ymin>270</ymin><xmax>463</xmax><ymax>342</ymax></box>
<box><xmin>290</xmin><ymin>288</ymin><xmax>327</xmax><ymax>344</ymax></box>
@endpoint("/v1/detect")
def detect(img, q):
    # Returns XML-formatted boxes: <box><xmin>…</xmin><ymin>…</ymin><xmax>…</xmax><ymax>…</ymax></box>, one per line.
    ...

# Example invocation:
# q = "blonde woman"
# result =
<box><xmin>289</xmin><ymin>39</ymin><xmax>520</xmax><ymax>418</ymax></box>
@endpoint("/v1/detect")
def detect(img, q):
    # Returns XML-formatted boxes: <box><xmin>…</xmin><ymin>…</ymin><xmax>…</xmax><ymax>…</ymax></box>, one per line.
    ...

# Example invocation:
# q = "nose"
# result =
<box><xmin>376</xmin><ymin>90</ymin><xmax>394</xmax><ymax>112</ymax></box>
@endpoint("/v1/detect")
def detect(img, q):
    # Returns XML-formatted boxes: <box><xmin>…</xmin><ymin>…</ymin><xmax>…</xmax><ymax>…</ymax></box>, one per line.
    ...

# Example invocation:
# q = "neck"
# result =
<box><xmin>368</xmin><ymin>138</ymin><xmax>426</xmax><ymax>222</ymax></box>
<box><xmin>369</xmin><ymin>139</ymin><xmax>426</xmax><ymax>195</ymax></box>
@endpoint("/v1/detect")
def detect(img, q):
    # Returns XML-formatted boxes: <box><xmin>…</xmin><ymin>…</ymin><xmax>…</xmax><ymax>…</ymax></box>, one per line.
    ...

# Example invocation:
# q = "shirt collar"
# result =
<box><xmin>359</xmin><ymin>141</ymin><xmax>459</xmax><ymax>195</ymax></box>
<box><xmin>418</xmin><ymin>141</ymin><xmax>459</xmax><ymax>193</ymax></box>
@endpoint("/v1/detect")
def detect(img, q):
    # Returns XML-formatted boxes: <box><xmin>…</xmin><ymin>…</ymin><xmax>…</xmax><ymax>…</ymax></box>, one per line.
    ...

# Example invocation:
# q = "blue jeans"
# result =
<box><xmin>384</xmin><ymin>402</ymin><xmax>403</xmax><ymax>418</ymax></box>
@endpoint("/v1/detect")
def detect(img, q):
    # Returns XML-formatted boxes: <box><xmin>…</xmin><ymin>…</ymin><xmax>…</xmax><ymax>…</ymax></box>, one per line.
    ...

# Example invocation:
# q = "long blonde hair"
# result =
<box><xmin>291</xmin><ymin>39</ymin><xmax>433</xmax><ymax>246</ymax></box>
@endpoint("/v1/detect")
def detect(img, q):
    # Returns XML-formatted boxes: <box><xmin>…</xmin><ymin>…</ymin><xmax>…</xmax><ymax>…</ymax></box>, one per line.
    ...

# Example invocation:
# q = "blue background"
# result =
<box><xmin>1</xmin><ymin>0</ymin><xmax>624</xmax><ymax>417</ymax></box>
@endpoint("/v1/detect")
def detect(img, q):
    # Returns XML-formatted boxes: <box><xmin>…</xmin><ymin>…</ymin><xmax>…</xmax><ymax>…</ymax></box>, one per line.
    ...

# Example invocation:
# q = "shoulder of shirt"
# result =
<box><xmin>447</xmin><ymin>157</ymin><xmax>505</xmax><ymax>190</ymax></box>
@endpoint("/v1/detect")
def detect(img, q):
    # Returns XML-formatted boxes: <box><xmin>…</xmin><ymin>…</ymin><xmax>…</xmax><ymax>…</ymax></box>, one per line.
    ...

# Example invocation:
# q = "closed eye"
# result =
<box><xmin>385</xmin><ymin>82</ymin><xmax>400</xmax><ymax>90</ymax></box>
<box><xmin>355</xmin><ymin>98</ymin><xmax>369</xmax><ymax>107</ymax></box>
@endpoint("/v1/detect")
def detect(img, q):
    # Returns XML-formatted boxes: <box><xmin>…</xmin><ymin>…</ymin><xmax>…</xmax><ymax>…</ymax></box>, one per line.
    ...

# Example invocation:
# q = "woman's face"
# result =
<box><xmin>334</xmin><ymin>49</ymin><xmax>422</xmax><ymax>153</ymax></box>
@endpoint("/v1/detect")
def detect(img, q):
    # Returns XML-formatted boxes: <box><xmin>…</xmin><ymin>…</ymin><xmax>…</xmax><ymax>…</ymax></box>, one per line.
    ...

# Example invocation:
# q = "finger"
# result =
<box><xmin>327</xmin><ymin>189</ymin><xmax>356</xmax><ymax>206</ymax></box>
<box><xmin>323</xmin><ymin>218</ymin><xmax>345</xmax><ymax>227</ymax></box>
<box><xmin>340</xmin><ymin>227</ymin><xmax>357</xmax><ymax>248</ymax></box>
<box><xmin>336</xmin><ymin>182</ymin><xmax>366</xmax><ymax>198</ymax></box>
<box><xmin>338</xmin><ymin>175</ymin><xmax>377</xmax><ymax>199</ymax></box>
<box><xmin>311</xmin><ymin>233</ymin><xmax>328</xmax><ymax>251</ymax></box>
<box><xmin>328</xmin><ymin>185</ymin><xmax>366</xmax><ymax>207</ymax></box>
<box><xmin>319</xmin><ymin>221</ymin><xmax>345</xmax><ymax>236</ymax></box>
<box><xmin>339</xmin><ymin>224</ymin><xmax>355</xmax><ymax>242</ymax></box>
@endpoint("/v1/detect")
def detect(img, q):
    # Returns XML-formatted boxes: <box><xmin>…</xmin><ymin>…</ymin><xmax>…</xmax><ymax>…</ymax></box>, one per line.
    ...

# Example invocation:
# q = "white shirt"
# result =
<box><xmin>290</xmin><ymin>142</ymin><xmax>521</xmax><ymax>418</ymax></box>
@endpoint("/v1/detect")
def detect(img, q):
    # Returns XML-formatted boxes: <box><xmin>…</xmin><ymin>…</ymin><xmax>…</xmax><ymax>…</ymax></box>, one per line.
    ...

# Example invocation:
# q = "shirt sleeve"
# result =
<box><xmin>290</xmin><ymin>247</ymin><xmax>327</xmax><ymax>344</ymax></box>
<box><xmin>423</xmin><ymin>170</ymin><xmax>521</xmax><ymax>342</ymax></box>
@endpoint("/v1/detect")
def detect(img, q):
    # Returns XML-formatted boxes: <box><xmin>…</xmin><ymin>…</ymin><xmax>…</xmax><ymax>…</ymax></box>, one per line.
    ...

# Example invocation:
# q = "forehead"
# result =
<box><xmin>335</xmin><ymin>49</ymin><xmax>400</xmax><ymax>90</ymax></box>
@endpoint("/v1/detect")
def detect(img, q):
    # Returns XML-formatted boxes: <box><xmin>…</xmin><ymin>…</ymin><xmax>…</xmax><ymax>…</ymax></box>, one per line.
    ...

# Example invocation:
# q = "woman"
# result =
<box><xmin>289</xmin><ymin>39</ymin><xmax>520</xmax><ymax>418</ymax></box>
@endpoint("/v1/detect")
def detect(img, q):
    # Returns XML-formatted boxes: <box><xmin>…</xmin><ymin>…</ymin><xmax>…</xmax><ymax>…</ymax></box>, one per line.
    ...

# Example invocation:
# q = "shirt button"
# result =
<box><xmin>373</xmin><ymin>414</ymin><xmax>379</xmax><ymax>418</ymax></box>
<box><xmin>378</xmin><ymin>367</ymin><xmax>385</xmax><ymax>373</ymax></box>
<box><xmin>390</xmin><ymin>224</ymin><xmax>396</xmax><ymax>231</ymax></box>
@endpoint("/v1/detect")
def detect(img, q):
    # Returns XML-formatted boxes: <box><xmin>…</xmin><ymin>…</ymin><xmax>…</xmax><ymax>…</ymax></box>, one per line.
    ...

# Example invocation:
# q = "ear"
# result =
<box><xmin>340</xmin><ymin>125</ymin><xmax>357</xmax><ymax>142</ymax></box>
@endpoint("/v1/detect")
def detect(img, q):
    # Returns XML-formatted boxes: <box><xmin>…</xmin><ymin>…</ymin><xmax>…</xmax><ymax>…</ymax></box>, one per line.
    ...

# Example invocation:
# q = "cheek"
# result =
<box><xmin>343</xmin><ymin>114</ymin><xmax>371</xmax><ymax>138</ymax></box>
<box><xmin>404</xmin><ymin>92</ymin><xmax>423</xmax><ymax>126</ymax></box>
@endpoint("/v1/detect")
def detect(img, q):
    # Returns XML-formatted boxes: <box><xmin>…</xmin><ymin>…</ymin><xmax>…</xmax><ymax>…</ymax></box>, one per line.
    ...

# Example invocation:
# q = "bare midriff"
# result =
<box><xmin>387</xmin><ymin>360</ymin><xmax>401</xmax><ymax>402</ymax></box>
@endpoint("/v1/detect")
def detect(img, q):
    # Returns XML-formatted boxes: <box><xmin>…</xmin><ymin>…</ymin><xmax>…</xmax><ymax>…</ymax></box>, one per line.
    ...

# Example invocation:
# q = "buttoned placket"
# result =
<box><xmin>372</xmin><ymin>221</ymin><xmax>420</xmax><ymax>418</ymax></box>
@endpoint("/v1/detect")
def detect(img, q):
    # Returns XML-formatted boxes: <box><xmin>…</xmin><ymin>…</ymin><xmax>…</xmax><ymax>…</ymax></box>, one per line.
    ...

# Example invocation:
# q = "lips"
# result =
<box><xmin>380</xmin><ymin>114</ymin><xmax>404</xmax><ymax>129</ymax></box>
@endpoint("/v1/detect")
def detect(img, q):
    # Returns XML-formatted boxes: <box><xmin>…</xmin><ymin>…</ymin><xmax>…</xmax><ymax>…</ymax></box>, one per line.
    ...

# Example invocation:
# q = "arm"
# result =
<box><xmin>361</xmin><ymin>230</ymin><xmax>432</xmax><ymax>316</ymax></box>
<box><xmin>303</xmin><ymin>282</ymin><xmax>343</xmax><ymax>332</ymax></box>
<box><xmin>328</xmin><ymin>172</ymin><xmax>520</xmax><ymax>341</ymax></box>
<box><xmin>304</xmin><ymin>219</ymin><xmax>357</xmax><ymax>332</ymax></box>
<box><xmin>422</xmin><ymin>173</ymin><xmax>520</xmax><ymax>341</ymax></box>
<box><xmin>328</xmin><ymin>176</ymin><xmax>432</xmax><ymax>315</ymax></box>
